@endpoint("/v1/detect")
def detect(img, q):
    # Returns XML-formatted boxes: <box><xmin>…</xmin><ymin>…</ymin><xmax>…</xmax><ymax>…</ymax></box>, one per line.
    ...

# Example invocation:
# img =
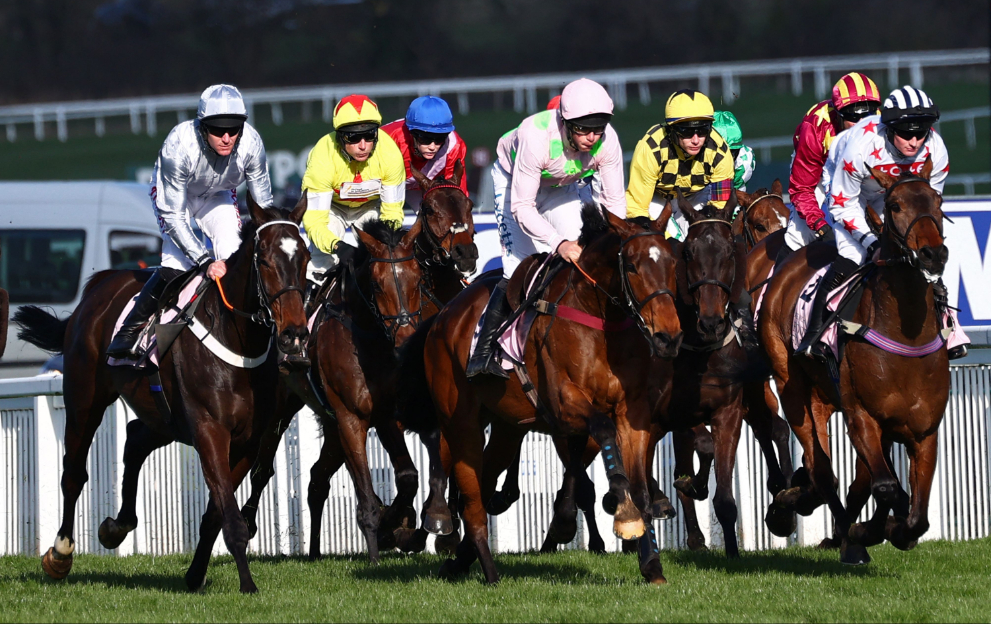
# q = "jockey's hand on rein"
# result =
<box><xmin>815</xmin><ymin>222</ymin><xmax>835</xmax><ymax>244</ymax></box>
<box><xmin>557</xmin><ymin>240</ymin><xmax>583</xmax><ymax>264</ymax></box>
<box><xmin>334</xmin><ymin>241</ymin><xmax>360</xmax><ymax>266</ymax></box>
<box><xmin>206</xmin><ymin>260</ymin><xmax>227</xmax><ymax>280</ymax></box>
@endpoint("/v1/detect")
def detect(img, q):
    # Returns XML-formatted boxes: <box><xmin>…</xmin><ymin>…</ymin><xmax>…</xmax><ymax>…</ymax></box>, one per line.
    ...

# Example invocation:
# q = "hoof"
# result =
<box><xmin>423</xmin><ymin>511</ymin><xmax>454</xmax><ymax>536</ymax></box>
<box><xmin>438</xmin><ymin>558</ymin><xmax>467</xmax><ymax>580</ymax></box>
<box><xmin>546</xmin><ymin>517</ymin><xmax>578</xmax><ymax>545</ymax></box>
<box><xmin>376</xmin><ymin>528</ymin><xmax>398</xmax><ymax>552</ymax></box>
<box><xmin>817</xmin><ymin>536</ymin><xmax>842</xmax><ymax>550</ymax></box>
<box><xmin>686</xmin><ymin>535</ymin><xmax>708</xmax><ymax>552</ymax></box>
<box><xmin>434</xmin><ymin>532</ymin><xmax>461</xmax><ymax>557</ymax></box>
<box><xmin>885</xmin><ymin>517</ymin><xmax>919</xmax><ymax>551</ymax></box>
<box><xmin>840</xmin><ymin>542</ymin><xmax>871</xmax><ymax>566</ymax></box>
<box><xmin>601</xmin><ymin>492</ymin><xmax>619</xmax><ymax>515</ymax></box>
<box><xmin>485</xmin><ymin>490</ymin><xmax>519</xmax><ymax>516</ymax></box>
<box><xmin>849</xmin><ymin>522</ymin><xmax>885</xmax><ymax>547</ymax></box>
<box><xmin>394</xmin><ymin>528</ymin><xmax>428</xmax><ymax>554</ymax></box>
<box><xmin>651</xmin><ymin>497</ymin><xmax>677</xmax><ymax>521</ymax></box>
<box><xmin>773</xmin><ymin>486</ymin><xmax>803</xmax><ymax>508</ymax></box>
<box><xmin>613</xmin><ymin>517</ymin><xmax>646</xmax><ymax>541</ymax></box>
<box><xmin>41</xmin><ymin>548</ymin><xmax>72</xmax><ymax>580</ymax></box>
<box><xmin>185</xmin><ymin>569</ymin><xmax>208</xmax><ymax>592</ymax></box>
<box><xmin>672</xmin><ymin>476</ymin><xmax>707</xmax><ymax>501</ymax></box>
<box><xmin>588</xmin><ymin>535</ymin><xmax>606</xmax><ymax>554</ymax></box>
<box><xmin>98</xmin><ymin>517</ymin><xmax>134</xmax><ymax>550</ymax></box>
<box><xmin>764</xmin><ymin>503</ymin><xmax>797</xmax><ymax>538</ymax></box>
<box><xmin>240</xmin><ymin>580</ymin><xmax>259</xmax><ymax>594</ymax></box>
<box><xmin>640</xmin><ymin>560</ymin><xmax>667</xmax><ymax>585</ymax></box>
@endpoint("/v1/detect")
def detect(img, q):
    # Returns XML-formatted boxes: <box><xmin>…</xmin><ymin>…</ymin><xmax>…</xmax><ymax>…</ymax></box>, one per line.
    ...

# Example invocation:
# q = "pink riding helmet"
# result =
<box><xmin>559</xmin><ymin>78</ymin><xmax>614</xmax><ymax>122</ymax></box>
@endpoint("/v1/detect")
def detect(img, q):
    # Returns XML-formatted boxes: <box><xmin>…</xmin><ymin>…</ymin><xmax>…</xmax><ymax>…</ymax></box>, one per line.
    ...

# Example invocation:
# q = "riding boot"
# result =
<box><xmin>303</xmin><ymin>280</ymin><xmax>322</xmax><ymax>316</ymax></box>
<box><xmin>796</xmin><ymin>257</ymin><xmax>858</xmax><ymax>357</ymax></box>
<box><xmin>733</xmin><ymin>304</ymin><xmax>759</xmax><ymax>351</ymax></box>
<box><xmin>465</xmin><ymin>279</ymin><xmax>511</xmax><ymax>379</ymax></box>
<box><xmin>934</xmin><ymin>278</ymin><xmax>968</xmax><ymax>360</ymax></box>
<box><xmin>106</xmin><ymin>271</ymin><xmax>170</xmax><ymax>358</ymax></box>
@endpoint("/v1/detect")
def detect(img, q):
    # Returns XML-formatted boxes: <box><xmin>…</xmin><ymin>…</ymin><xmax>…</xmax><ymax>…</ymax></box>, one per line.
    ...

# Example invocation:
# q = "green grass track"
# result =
<box><xmin>2</xmin><ymin>539</ymin><xmax>990</xmax><ymax>622</ymax></box>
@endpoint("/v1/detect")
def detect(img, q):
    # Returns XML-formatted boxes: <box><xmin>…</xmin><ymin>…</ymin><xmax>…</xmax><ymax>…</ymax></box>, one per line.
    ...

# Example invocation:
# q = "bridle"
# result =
<box><xmin>873</xmin><ymin>176</ymin><xmax>945</xmax><ymax>272</ymax></box>
<box><xmin>617</xmin><ymin>229</ymin><xmax>677</xmax><ymax>343</ymax></box>
<box><xmin>218</xmin><ymin>219</ymin><xmax>305</xmax><ymax>327</ymax></box>
<box><xmin>346</xmin><ymin>243</ymin><xmax>422</xmax><ymax>343</ymax></box>
<box><xmin>741</xmin><ymin>193</ymin><xmax>783</xmax><ymax>249</ymax></box>
<box><xmin>416</xmin><ymin>184</ymin><xmax>473</xmax><ymax>267</ymax></box>
<box><xmin>684</xmin><ymin>218</ymin><xmax>736</xmax><ymax>299</ymax></box>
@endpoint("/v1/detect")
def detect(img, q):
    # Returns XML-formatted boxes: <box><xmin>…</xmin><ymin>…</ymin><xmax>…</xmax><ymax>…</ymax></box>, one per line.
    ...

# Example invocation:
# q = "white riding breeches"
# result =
<box><xmin>647</xmin><ymin>187</ymin><xmax>712</xmax><ymax>241</ymax></box>
<box><xmin>306</xmin><ymin>199</ymin><xmax>382</xmax><ymax>284</ymax></box>
<box><xmin>784</xmin><ymin>186</ymin><xmax>825</xmax><ymax>251</ymax></box>
<box><xmin>491</xmin><ymin>162</ymin><xmax>592</xmax><ymax>279</ymax></box>
<box><xmin>160</xmin><ymin>190</ymin><xmax>241</xmax><ymax>270</ymax></box>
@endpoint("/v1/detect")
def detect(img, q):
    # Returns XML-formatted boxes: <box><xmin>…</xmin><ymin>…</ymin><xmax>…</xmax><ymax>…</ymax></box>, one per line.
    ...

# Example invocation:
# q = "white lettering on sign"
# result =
<box><xmin>943</xmin><ymin>216</ymin><xmax>991</xmax><ymax>321</ymax></box>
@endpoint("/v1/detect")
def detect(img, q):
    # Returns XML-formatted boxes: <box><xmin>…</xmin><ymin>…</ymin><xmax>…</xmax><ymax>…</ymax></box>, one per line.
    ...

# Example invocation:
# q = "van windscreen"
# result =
<box><xmin>0</xmin><ymin>229</ymin><xmax>86</xmax><ymax>303</ymax></box>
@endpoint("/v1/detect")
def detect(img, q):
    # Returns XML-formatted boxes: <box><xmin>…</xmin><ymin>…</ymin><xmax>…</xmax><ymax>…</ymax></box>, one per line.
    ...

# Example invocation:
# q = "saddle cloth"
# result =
<box><xmin>107</xmin><ymin>276</ymin><xmax>203</xmax><ymax>368</ymax></box>
<box><xmin>792</xmin><ymin>265</ymin><xmax>970</xmax><ymax>358</ymax></box>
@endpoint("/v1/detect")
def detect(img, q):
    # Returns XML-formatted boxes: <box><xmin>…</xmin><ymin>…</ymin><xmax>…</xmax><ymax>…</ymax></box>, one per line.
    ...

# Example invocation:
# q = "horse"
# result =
<box><xmin>238</xmin><ymin>168</ymin><xmax>478</xmax><ymax>558</ymax></box>
<box><xmin>13</xmin><ymin>193</ymin><xmax>310</xmax><ymax>593</ymax></box>
<box><xmin>758</xmin><ymin>158</ymin><xmax>950</xmax><ymax>564</ymax></box>
<box><xmin>737</xmin><ymin>180</ymin><xmax>789</xmax><ymax>251</ymax></box>
<box><xmin>401</xmin><ymin>204</ymin><xmax>683</xmax><ymax>584</ymax></box>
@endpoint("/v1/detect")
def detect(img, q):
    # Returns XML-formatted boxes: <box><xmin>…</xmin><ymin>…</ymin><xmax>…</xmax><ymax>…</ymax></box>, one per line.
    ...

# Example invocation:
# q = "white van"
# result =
<box><xmin>0</xmin><ymin>181</ymin><xmax>161</xmax><ymax>378</ymax></box>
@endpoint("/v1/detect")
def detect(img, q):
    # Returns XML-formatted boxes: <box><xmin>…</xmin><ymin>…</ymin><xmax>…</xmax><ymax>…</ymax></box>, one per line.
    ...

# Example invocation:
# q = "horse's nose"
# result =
<box><xmin>698</xmin><ymin>315</ymin><xmax>727</xmax><ymax>339</ymax></box>
<box><xmin>452</xmin><ymin>243</ymin><xmax>478</xmax><ymax>273</ymax></box>
<box><xmin>918</xmin><ymin>244</ymin><xmax>947</xmax><ymax>274</ymax></box>
<box><xmin>652</xmin><ymin>330</ymin><xmax>683</xmax><ymax>358</ymax></box>
<box><xmin>278</xmin><ymin>327</ymin><xmax>308</xmax><ymax>355</ymax></box>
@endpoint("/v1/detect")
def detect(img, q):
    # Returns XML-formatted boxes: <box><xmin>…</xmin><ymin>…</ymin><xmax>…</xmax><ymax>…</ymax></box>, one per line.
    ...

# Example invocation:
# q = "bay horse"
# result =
<box><xmin>13</xmin><ymin>193</ymin><xmax>310</xmax><ymax>593</ymax></box>
<box><xmin>737</xmin><ymin>180</ymin><xmax>789</xmax><ymax>251</ymax></box>
<box><xmin>759</xmin><ymin>158</ymin><xmax>950</xmax><ymax>564</ymax></box>
<box><xmin>238</xmin><ymin>167</ymin><xmax>477</xmax><ymax>558</ymax></box>
<box><xmin>402</xmin><ymin>204</ymin><xmax>683</xmax><ymax>584</ymax></box>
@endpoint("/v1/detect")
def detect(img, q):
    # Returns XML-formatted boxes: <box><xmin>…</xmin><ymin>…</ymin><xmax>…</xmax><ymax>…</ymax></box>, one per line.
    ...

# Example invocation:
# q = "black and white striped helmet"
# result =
<box><xmin>881</xmin><ymin>86</ymin><xmax>940</xmax><ymax>129</ymax></box>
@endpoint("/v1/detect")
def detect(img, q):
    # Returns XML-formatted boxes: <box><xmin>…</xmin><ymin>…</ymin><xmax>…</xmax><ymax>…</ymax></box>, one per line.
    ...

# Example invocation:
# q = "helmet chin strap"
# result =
<box><xmin>563</xmin><ymin>120</ymin><xmax>580</xmax><ymax>151</ymax></box>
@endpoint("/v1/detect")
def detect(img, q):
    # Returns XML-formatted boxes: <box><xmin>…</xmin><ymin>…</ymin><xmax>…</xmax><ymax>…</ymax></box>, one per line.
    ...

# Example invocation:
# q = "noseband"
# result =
<box><xmin>417</xmin><ymin>184</ymin><xmax>472</xmax><ymax>267</ymax></box>
<box><xmin>616</xmin><ymin>229</ymin><xmax>677</xmax><ymax>346</ymax></box>
<box><xmin>348</xmin><ymin>245</ymin><xmax>422</xmax><ymax>343</ymax></box>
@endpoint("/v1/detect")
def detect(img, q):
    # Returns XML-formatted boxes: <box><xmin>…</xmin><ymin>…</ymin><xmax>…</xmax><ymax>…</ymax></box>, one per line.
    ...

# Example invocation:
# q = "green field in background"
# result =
<box><xmin>0</xmin><ymin>80</ymin><xmax>986</xmax><ymax>194</ymax></box>
<box><xmin>2</xmin><ymin>540</ymin><xmax>990</xmax><ymax>622</ymax></box>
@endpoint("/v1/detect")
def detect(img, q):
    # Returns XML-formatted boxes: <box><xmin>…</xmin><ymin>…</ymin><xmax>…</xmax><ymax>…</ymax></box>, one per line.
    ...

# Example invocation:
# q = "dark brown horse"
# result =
<box><xmin>239</xmin><ymin>171</ymin><xmax>477</xmax><ymax>558</ymax></box>
<box><xmin>14</xmin><ymin>194</ymin><xmax>310</xmax><ymax>593</ymax></box>
<box><xmin>759</xmin><ymin>159</ymin><xmax>950</xmax><ymax>564</ymax></box>
<box><xmin>402</xmin><ymin>204</ymin><xmax>682</xmax><ymax>584</ymax></box>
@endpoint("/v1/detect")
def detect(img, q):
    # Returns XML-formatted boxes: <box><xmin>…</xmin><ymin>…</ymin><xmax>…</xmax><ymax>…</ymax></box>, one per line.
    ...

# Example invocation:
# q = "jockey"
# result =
<box><xmin>797</xmin><ymin>85</ymin><xmax>951</xmax><ymax>357</ymax></box>
<box><xmin>381</xmin><ymin>96</ymin><xmax>469</xmax><ymax>207</ymax></box>
<box><xmin>466</xmin><ymin>78</ymin><xmax>625</xmax><ymax>378</ymax></box>
<box><xmin>626</xmin><ymin>90</ymin><xmax>756</xmax><ymax>348</ymax></box>
<box><xmin>784</xmin><ymin>72</ymin><xmax>881</xmax><ymax>252</ymax></box>
<box><xmin>712</xmin><ymin>111</ymin><xmax>756</xmax><ymax>191</ymax></box>
<box><xmin>300</xmin><ymin>94</ymin><xmax>406</xmax><ymax>287</ymax></box>
<box><xmin>107</xmin><ymin>84</ymin><xmax>273</xmax><ymax>359</ymax></box>
<box><xmin>626</xmin><ymin>89</ymin><xmax>735</xmax><ymax>241</ymax></box>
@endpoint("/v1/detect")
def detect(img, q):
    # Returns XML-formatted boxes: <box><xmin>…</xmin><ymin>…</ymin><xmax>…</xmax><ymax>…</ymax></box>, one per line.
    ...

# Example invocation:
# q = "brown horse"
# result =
<box><xmin>13</xmin><ymin>194</ymin><xmax>310</xmax><ymax>593</ymax></box>
<box><xmin>238</xmin><ymin>172</ymin><xmax>477</xmax><ymax>558</ymax></box>
<box><xmin>759</xmin><ymin>159</ymin><xmax>950</xmax><ymax>564</ymax></box>
<box><xmin>737</xmin><ymin>180</ymin><xmax>789</xmax><ymax>251</ymax></box>
<box><xmin>402</xmin><ymin>204</ymin><xmax>682</xmax><ymax>584</ymax></box>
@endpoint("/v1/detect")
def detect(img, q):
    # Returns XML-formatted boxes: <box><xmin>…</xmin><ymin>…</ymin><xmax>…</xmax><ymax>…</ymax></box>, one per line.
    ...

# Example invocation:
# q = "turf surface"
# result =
<box><xmin>1</xmin><ymin>539</ymin><xmax>989</xmax><ymax>622</ymax></box>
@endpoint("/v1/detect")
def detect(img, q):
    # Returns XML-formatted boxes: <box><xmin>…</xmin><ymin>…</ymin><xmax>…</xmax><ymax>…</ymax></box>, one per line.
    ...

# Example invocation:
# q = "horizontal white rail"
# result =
<box><xmin>2</xmin><ymin>364</ymin><xmax>988</xmax><ymax>558</ymax></box>
<box><xmin>2</xmin><ymin>48</ymin><xmax>986</xmax><ymax>142</ymax></box>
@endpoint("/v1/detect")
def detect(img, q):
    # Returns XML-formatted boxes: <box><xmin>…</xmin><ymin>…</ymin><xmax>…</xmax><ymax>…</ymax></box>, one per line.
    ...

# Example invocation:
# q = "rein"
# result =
<box><xmin>346</xmin><ymin>245</ymin><xmax>422</xmax><ymax>342</ymax></box>
<box><xmin>417</xmin><ymin>184</ymin><xmax>472</xmax><ymax>269</ymax></box>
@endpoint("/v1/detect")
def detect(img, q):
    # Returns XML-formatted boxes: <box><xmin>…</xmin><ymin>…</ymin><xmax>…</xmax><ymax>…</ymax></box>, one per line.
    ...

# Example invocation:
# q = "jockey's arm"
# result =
<box><xmin>378</xmin><ymin>149</ymin><xmax>407</xmax><ymax>230</ymax></box>
<box><xmin>300</xmin><ymin>138</ymin><xmax>343</xmax><ymax>254</ymax></box>
<box><xmin>789</xmin><ymin>121</ymin><xmax>829</xmax><ymax>231</ymax></box>
<box><xmin>594</xmin><ymin>128</ymin><xmax>627</xmax><ymax>218</ymax></box>
<box><xmin>447</xmin><ymin>134</ymin><xmax>470</xmax><ymax>195</ymax></box>
<box><xmin>510</xmin><ymin>135</ymin><xmax>566</xmax><ymax>252</ymax></box>
<box><xmin>827</xmin><ymin>139</ymin><xmax>876</xmax><ymax>251</ymax></box>
<box><xmin>154</xmin><ymin>149</ymin><xmax>211</xmax><ymax>266</ymax></box>
<box><xmin>625</xmin><ymin>137</ymin><xmax>660</xmax><ymax>219</ymax></box>
<box><xmin>929</xmin><ymin>133</ymin><xmax>951</xmax><ymax>194</ymax></box>
<box><xmin>243</xmin><ymin>136</ymin><xmax>275</xmax><ymax>208</ymax></box>
<box><xmin>734</xmin><ymin>145</ymin><xmax>755</xmax><ymax>190</ymax></box>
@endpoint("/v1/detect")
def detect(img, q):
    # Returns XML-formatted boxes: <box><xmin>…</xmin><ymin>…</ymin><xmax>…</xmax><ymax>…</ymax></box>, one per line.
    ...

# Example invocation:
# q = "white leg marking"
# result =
<box><xmin>55</xmin><ymin>535</ymin><xmax>75</xmax><ymax>556</ymax></box>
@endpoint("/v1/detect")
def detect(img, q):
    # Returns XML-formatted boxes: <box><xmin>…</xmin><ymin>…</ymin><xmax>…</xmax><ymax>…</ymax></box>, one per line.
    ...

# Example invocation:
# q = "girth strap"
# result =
<box><xmin>148</xmin><ymin>370</ymin><xmax>172</xmax><ymax>424</ymax></box>
<box><xmin>534</xmin><ymin>300</ymin><xmax>635</xmax><ymax>332</ymax></box>
<box><xmin>839</xmin><ymin>320</ymin><xmax>950</xmax><ymax>357</ymax></box>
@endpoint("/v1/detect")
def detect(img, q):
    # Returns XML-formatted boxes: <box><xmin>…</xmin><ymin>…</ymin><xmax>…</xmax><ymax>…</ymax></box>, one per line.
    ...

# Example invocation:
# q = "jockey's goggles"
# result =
<box><xmin>204</xmin><ymin>123</ymin><xmax>243</xmax><ymax>138</ymax></box>
<box><xmin>568</xmin><ymin>123</ymin><xmax>606</xmax><ymax>137</ymax></box>
<box><xmin>670</xmin><ymin>122</ymin><xmax>712</xmax><ymax>139</ymax></box>
<box><xmin>838</xmin><ymin>103</ymin><xmax>879</xmax><ymax>123</ymax></box>
<box><xmin>411</xmin><ymin>130</ymin><xmax>450</xmax><ymax>146</ymax></box>
<box><xmin>892</xmin><ymin>124</ymin><xmax>932</xmax><ymax>141</ymax></box>
<box><xmin>339</xmin><ymin>129</ymin><xmax>379</xmax><ymax>144</ymax></box>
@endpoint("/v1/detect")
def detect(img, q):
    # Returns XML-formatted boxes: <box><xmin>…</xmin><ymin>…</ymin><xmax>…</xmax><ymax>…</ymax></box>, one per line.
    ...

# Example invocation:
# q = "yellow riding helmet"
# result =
<box><xmin>665</xmin><ymin>90</ymin><xmax>715</xmax><ymax>125</ymax></box>
<box><xmin>333</xmin><ymin>94</ymin><xmax>383</xmax><ymax>131</ymax></box>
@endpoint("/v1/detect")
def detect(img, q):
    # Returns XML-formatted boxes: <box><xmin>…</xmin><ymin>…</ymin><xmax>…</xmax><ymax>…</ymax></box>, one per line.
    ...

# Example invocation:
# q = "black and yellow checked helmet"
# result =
<box><xmin>665</xmin><ymin>90</ymin><xmax>715</xmax><ymax>126</ymax></box>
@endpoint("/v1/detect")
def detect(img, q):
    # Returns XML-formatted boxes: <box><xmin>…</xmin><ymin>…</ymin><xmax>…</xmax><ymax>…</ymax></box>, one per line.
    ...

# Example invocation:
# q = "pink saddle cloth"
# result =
<box><xmin>792</xmin><ymin>266</ymin><xmax>970</xmax><ymax>359</ymax></box>
<box><xmin>107</xmin><ymin>276</ymin><xmax>204</xmax><ymax>368</ymax></box>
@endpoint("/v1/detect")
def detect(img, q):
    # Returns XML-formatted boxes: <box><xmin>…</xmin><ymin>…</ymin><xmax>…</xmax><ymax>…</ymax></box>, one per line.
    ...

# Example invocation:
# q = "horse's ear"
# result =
<box><xmin>451</xmin><ymin>159</ymin><xmax>464</xmax><ymax>186</ymax></box>
<box><xmin>604</xmin><ymin>206</ymin><xmax>634</xmax><ymax>236</ymax></box>
<box><xmin>400</xmin><ymin>217</ymin><xmax>422</xmax><ymax>250</ymax></box>
<box><xmin>354</xmin><ymin>224</ymin><xmax>379</xmax><ymax>252</ymax></box>
<box><xmin>735</xmin><ymin>189</ymin><xmax>752</xmax><ymax>209</ymax></box>
<box><xmin>771</xmin><ymin>178</ymin><xmax>783</xmax><ymax>195</ymax></box>
<box><xmin>731</xmin><ymin>202</ymin><xmax>746</xmax><ymax>238</ymax></box>
<box><xmin>289</xmin><ymin>190</ymin><xmax>307</xmax><ymax>225</ymax></box>
<box><xmin>653</xmin><ymin>202</ymin><xmax>672</xmax><ymax>234</ymax></box>
<box><xmin>869</xmin><ymin>165</ymin><xmax>897</xmax><ymax>190</ymax></box>
<box><xmin>866</xmin><ymin>205</ymin><xmax>884</xmax><ymax>232</ymax></box>
<box><xmin>919</xmin><ymin>155</ymin><xmax>934</xmax><ymax>181</ymax></box>
<box><xmin>723</xmin><ymin>186</ymin><xmax>738</xmax><ymax>214</ymax></box>
<box><xmin>410</xmin><ymin>166</ymin><xmax>431</xmax><ymax>191</ymax></box>
<box><xmin>247</xmin><ymin>190</ymin><xmax>265</xmax><ymax>224</ymax></box>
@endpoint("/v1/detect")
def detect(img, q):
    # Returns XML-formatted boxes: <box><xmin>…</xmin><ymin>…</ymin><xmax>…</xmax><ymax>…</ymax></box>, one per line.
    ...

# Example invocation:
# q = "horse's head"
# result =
<box><xmin>581</xmin><ymin>205</ymin><xmax>682</xmax><ymax>358</ymax></box>
<box><xmin>676</xmin><ymin>190</ymin><xmax>745</xmax><ymax>343</ymax></box>
<box><xmin>246</xmin><ymin>191</ymin><xmax>311</xmax><ymax>365</ymax></box>
<box><xmin>866</xmin><ymin>156</ymin><xmax>947</xmax><ymax>281</ymax></box>
<box><xmin>736</xmin><ymin>179</ymin><xmax>788</xmax><ymax>249</ymax></box>
<box><xmin>412</xmin><ymin>161</ymin><xmax>478</xmax><ymax>275</ymax></box>
<box><xmin>353</xmin><ymin>219</ymin><xmax>424</xmax><ymax>347</ymax></box>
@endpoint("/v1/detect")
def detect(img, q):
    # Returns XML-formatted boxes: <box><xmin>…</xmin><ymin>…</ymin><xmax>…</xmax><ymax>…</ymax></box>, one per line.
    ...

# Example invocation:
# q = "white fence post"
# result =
<box><xmin>35</xmin><ymin>395</ymin><xmax>60</xmax><ymax>555</ymax></box>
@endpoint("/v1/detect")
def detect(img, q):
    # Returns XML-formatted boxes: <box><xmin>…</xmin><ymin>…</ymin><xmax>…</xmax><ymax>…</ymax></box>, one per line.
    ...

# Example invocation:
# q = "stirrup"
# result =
<box><xmin>948</xmin><ymin>344</ymin><xmax>968</xmax><ymax>360</ymax></box>
<box><xmin>106</xmin><ymin>326</ymin><xmax>147</xmax><ymax>359</ymax></box>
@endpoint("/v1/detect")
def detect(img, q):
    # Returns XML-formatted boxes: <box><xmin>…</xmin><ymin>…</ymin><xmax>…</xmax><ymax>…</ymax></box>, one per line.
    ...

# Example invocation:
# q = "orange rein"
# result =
<box><xmin>214</xmin><ymin>276</ymin><xmax>236</xmax><ymax>311</ymax></box>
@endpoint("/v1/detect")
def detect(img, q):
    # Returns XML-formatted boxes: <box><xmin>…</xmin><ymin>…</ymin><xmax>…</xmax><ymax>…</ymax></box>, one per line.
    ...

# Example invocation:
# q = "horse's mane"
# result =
<box><xmin>360</xmin><ymin>219</ymin><xmax>406</xmax><ymax>250</ymax></box>
<box><xmin>578</xmin><ymin>203</ymin><xmax>610</xmax><ymax>247</ymax></box>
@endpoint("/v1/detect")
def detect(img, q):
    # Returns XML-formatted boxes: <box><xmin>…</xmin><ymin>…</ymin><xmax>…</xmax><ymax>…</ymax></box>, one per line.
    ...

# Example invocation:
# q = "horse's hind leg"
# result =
<box><xmin>419</xmin><ymin>427</ymin><xmax>454</xmax><ymax>535</ymax></box>
<box><xmin>241</xmin><ymin>401</ymin><xmax>300</xmax><ymax>540</ymax></box>
<box><xmin>481</xmin><ymin>419</ymin><xmax>526</xmax><ymax>515</ymax></box>
<box><xmin>744</xmin><ymin>379</ymin><xmax>791</xmax><ymax>496</ymax></box>
<box><xmin>644</xmin><ymin>426</ymin><xmax>676</xmax><ymax>521</ymax></box>
<box><xmin>574</xmin><ymin>456</ymin><xmax>606</xmax><ymax>553</ymax></box>
<box><xmin>539</xmin><ymin>435</ymin><xmax>587</xmax><ymax>552</ymax></box>
<box><xmin>43</xmin><ymin>379</ymin><xmax>116</xmax><ymax>580</ymax></box>
<box><xmin>306</xmin><ymin>423</ymin><xmax>345</xmax><ymax>559</ymax></box>
<box><xmin>99</xmin><ymin>419</ymin><xmax>173</xmax><ymax>549</ymax></box>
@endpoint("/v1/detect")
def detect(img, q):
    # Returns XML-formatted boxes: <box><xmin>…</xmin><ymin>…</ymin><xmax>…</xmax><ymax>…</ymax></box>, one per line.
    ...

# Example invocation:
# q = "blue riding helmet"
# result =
<box><xmin>406</xmin><ymin>96</ymin><xmax>456</xmax><ymax>133</ymax></box>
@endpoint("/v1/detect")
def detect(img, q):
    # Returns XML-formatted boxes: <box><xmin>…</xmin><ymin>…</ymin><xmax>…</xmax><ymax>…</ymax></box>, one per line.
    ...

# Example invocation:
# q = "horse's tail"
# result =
<box><xmin>396</xmin><ymin>315</ymin><xmax>439</xmax><ymax>435</ymax></box>
<box><xmin>12</xmin><ymin>306</ymin><xmax>68</xmax><ymax>354</ymax></box>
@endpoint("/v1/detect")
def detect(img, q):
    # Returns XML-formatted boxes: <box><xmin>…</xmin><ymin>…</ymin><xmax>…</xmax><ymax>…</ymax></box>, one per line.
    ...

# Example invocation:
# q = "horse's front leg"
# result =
<box><xmin>673</xmin><ymin>426</ymin><xmax>712</xmax><ymax>501</ymax></box>
<box><xmin>672</xmin><ymin>428</ymin><xmax>707</xmax><ymax>551</ymax></box>
<box><xmin>418</xmin><ymin>427</ymin><xmax>454</xmax><ymax>535</ymax></box>
<box><xmin>539</xmin><ymin>435</ymin><xmax>587</xmax><ymax>552</ymax></box>
<box><xmin>710</xmin><ymin>399</ymin><xmax>745</xmax><ymax>558</ymax></box>
<box><xmin>374</xmin><ymin>415</ymin><xmax>419</xmax><ymax>548</ymax></box>
<box><xmin>335</xmin><ymin>410</ymin><xmax>382</xmax><ymax>563</ymax></box>
<box><xmin>306</xmin><ymin>419</ymin><xmax>345</xmax><ymax>559</ymax></box>
<box><xmin>888</xmin><ymin>432</ymin><xmax>938</xmax><ymax>550</ymax></box>
<box><xmin>99</xmin><ymin>419</ymin><xmax>173</xmax><ymax>549</ymax></box>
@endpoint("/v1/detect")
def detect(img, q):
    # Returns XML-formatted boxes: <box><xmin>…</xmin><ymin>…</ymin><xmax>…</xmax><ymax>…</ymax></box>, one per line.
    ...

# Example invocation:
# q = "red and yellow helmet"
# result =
<box><xmin>333</xmin><ymin>94</ymin><xmax>383</xmax><ymax>131</ymax></box>
<box><xmin>831</xmin><ymin>73</ymin><xmax>881</xmax><ymax>111</ymax></box>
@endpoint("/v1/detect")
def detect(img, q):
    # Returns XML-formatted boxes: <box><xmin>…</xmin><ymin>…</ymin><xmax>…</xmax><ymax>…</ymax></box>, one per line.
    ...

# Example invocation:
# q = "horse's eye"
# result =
<box><xmin>258</xmin><ymin>259</ymin><xmax>272</xmax><ymax>268</ymax></box>
<box><xmin>756</xmin><ymin>224</ymin><xmax>766</xmax><ymax>232</ymax></box>
<box><xmin>624</xmin><ymin>262</ymin><xmax>637</xmax><ymax>274</ymax></box>
<box><xmin>887</xmin><ymin>201</ymin><xmax>901</xmax><ymax>213</ymax></box>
